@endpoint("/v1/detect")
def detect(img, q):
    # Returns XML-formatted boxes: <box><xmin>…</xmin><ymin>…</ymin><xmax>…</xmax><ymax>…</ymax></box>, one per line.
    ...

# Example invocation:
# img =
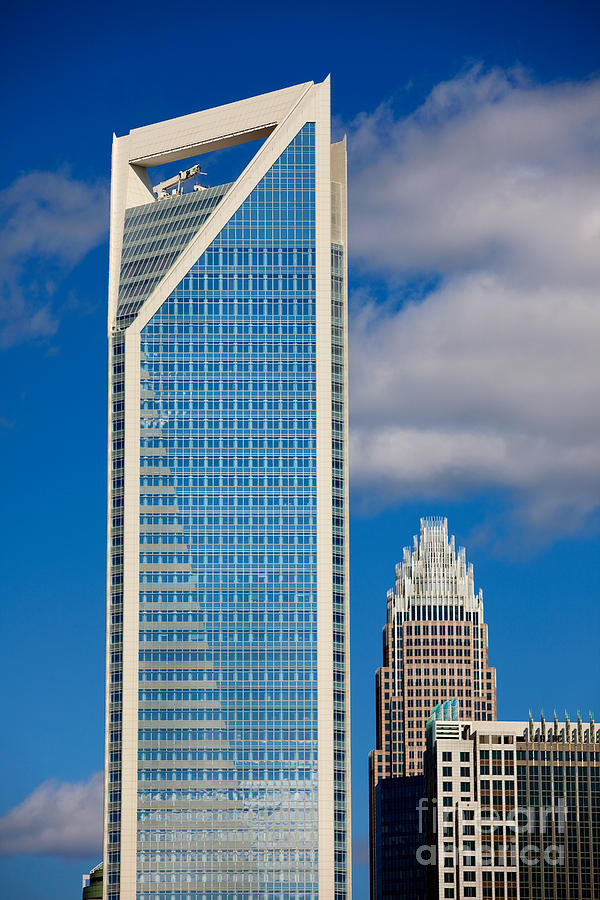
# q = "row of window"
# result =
<box><xmin>137</xmin><ymin>767</ymin><xmax>315</xmax><ymax>782</ymax></box>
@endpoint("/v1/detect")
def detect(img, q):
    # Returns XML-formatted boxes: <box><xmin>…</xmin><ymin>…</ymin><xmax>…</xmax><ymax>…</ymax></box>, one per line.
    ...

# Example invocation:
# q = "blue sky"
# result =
<box><xmin>1</xmin><ymin>0</ymin><xmax>599</xmax><ymax>897</ymax></box>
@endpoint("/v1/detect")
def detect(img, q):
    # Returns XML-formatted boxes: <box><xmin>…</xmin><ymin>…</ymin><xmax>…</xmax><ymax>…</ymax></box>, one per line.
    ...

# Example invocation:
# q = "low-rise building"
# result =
<box><xmin>373</xmin><ymin>774</ymin><xmax>426</xmax><ymax>899</ymax></box>
<box><xmin>424</xmin><ymin>701</ymin><xmax>600</xmax><ymax>899</ymax></box>
<box><xmin>82</xmin><ymin>863</ymin><xmax>102</xmax><ymax>900</ymax></box>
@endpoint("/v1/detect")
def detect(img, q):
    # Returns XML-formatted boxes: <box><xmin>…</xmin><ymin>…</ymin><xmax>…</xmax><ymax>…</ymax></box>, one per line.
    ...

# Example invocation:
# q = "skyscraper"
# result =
<box><xmin>104</xmin><ymin>80</ymin><xmax>350</xmax><ymax>899</ymax></box>
<box><xmin>369</xmin><ymin>517</ymin><xmax>496</xmax><ymax>896</ymax></box>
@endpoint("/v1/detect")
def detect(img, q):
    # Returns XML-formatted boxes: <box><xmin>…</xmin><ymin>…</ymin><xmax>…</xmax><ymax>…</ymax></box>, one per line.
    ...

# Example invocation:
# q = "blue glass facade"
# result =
<box><xmin>107</xmin><ymin>99</ymin><xmax>348</xmax><ymax>900</ymax></box>
<box><xmin>135</xmin><ymin>124</ymin><xmax>318</xmax><ymax>898</ymax></box>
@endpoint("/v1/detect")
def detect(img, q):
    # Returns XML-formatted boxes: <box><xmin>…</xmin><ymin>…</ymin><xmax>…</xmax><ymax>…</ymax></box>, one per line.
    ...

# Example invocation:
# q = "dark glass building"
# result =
<box><xmin>373</xmin><ymin>775</ymin><xmax>426</xmax><ymax>899</ymax></box>
<box><xmin>516</xmin><ymin>713</ymin><xmax>600</xmax><ymax>900</ymax></box>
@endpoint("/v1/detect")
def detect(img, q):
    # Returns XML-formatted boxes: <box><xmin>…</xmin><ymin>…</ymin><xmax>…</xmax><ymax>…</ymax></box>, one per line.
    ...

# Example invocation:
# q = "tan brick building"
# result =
<box><xmin>369</xmin><ymin>517</ymin><xmax>497</xmax><ymax>896</ymax></box>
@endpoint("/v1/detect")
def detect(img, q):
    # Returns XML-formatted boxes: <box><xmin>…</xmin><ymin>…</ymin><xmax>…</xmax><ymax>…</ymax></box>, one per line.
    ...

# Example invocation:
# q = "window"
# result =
<box><xmin>128</xmin><ymin>123</ymin><xmax>327</xmax><ymax>894</ymax></box>
<box><xmin>482</xmin><ymin>871</ymin><xmax>492</xmax><ymax>898</ymax></box>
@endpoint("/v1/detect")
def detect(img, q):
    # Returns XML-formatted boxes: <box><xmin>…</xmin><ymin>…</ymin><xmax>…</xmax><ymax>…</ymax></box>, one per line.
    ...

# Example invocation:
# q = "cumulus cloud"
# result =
<box><xmin>350</xmin><ymin>66</ymin><xmax>600</xmax><ymax>284</ymax></box>
<box><xmin>347</xmin><ymin>66</ymin><xmax>600</xmax><ymax>534</ymax></box>
<box><xmin>0</xmin><ymin>171</ymin><xmax>108</xmax><ymax>347</ymax></box>
<box><xmin>0</xmin><ymin>772</ymin><xmax>102</xmax><ymax>859</ymax></box>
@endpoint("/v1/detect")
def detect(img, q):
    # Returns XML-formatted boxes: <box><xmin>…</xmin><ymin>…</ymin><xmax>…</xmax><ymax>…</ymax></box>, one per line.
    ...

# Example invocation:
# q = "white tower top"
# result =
<box><xmin>389</xmin><ymin>516</ymin><xmax>483</xmax><ymax>616</ymax></box>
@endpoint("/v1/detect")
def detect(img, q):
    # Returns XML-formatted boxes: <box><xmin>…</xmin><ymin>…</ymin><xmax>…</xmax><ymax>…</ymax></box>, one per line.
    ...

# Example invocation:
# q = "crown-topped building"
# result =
<box><xmin>369</xmin><ymin>517</ymin><xmax>496</xmax><ymax>897</ymax></box>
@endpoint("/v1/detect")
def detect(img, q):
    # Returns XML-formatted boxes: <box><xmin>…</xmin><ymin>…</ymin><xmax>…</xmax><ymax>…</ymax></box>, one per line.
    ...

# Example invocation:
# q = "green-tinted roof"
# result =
<box><xmin>82</xmin><ymin>862</ymin><xmax>103</xmax><ymax>900</ymax></box>
<box><xmin>426</xmin><ymin>698</ymin><xmax>460</xmax><ymax>732</ymax></box>
<box><xmin>116</xmin><ymin>182</ymin><xmax>232</xmax><ymax>329</ymax></box>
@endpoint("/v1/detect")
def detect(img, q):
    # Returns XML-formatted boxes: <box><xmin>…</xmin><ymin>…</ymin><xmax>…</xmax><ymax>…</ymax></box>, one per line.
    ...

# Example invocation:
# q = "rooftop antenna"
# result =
<box><xmin>153</xmin><ymin>164</ymin><xmax>207</xmax><ymax>200</ymax></box>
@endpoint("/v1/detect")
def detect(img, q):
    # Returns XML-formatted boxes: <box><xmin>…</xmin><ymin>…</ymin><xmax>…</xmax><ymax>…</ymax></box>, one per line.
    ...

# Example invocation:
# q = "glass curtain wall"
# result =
<box><xmin>134</xmin><ymin>123</ymin><xmax>320</xmax><ymax>899</ymax></box>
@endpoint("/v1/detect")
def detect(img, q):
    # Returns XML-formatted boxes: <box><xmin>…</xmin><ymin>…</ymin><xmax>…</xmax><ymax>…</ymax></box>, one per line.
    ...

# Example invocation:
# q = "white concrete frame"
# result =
<box><xmin>330</xmin><ymin>134</ymin><xmax>352</xmax><ymax>893</ymax></box>
<box><xmin>105</xmin><ymin>79</ymin><xmax>343</xmax><ymax>899</ymax></box>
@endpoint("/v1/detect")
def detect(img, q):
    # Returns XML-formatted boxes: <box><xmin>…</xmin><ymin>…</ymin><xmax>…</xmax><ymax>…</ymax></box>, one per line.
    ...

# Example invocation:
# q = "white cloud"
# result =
<box><xmin>0</xmin><ymin>772</ymin><xmax>102</xmax><ymax>859</ymax></box>
<box><xmin>347</xmin><ymin>66</ymin><xmax>600</xmax><ymax>534</ymax></box>
<box><xmin>0</xmin><ymin>171</ymin><xmax>108</xmax><ymax>347</ymax></box>
<box><xmin>350</xmin><ymin>66</ymin><xmax>600</xmax><ymax>285</ymax></box>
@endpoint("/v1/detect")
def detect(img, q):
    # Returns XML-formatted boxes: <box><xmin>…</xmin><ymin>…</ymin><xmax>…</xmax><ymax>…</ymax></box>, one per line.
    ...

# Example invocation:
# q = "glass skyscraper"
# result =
<box><xmin>104</xmin><ymin>80</ymin><xmax>350</xmax><ymax>899</ymax></box>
